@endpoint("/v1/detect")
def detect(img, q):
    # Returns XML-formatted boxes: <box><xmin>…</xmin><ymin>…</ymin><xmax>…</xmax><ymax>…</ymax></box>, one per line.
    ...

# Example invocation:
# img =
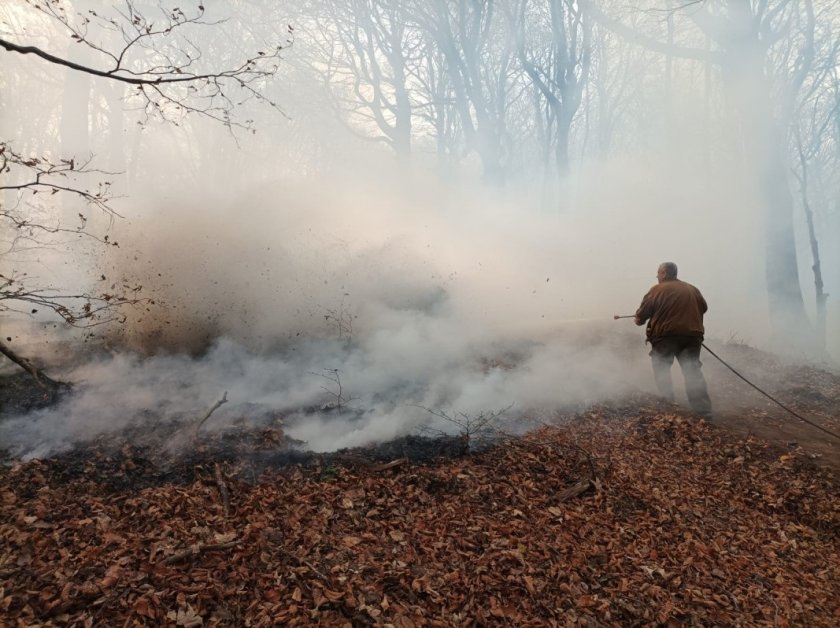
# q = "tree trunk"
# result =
<box><xmin>719</xmin><ymin>4</ymin><xmax>813</xmax><ymax>349</ymax></box>
<box><xmin>762</xmin><ymin>151</ymin><xmax>811</xmax><ymax>338</ymax></box>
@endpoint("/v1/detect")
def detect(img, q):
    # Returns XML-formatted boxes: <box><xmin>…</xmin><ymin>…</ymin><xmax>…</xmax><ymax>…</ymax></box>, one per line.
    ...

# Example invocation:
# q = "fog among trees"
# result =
<box><xmin>2</xmin><ymin>0</ymin><xmax>839</xmax><ymax>359</ymax></box>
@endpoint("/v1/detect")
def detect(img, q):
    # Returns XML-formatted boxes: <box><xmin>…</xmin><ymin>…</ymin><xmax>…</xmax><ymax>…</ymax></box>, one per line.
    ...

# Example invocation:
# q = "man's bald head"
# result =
<box><xmin>657</xmin><ymin>262</ymin><xmax>678</xmax><ymax>282</ymax></box>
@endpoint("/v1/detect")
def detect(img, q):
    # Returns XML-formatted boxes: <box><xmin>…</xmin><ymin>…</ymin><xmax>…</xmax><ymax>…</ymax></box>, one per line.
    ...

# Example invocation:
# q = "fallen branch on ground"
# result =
<box><xmin>372</xmin><ymin>458</ymin><xmax>409</xmax><ymax>472</ymax></box>
<box><xmin>0</xmin><ymin>338</ymin><xmax>66</xmax><ymax>392</ymax></box>
<box><xmin>556</xmin><ymin>477</ymin><xmax>596</xmax><ymax>502</ymax></box>
<box><xmin>160</xmin><ymin>539</ymin><xmax>239</xmax><ymax>565</ymax></box>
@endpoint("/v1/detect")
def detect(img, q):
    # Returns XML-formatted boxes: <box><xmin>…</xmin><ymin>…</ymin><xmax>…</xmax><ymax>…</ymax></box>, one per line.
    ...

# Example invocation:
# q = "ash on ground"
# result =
<box><xmin>0</xmin><ymin>371</ymin><xmax>479</xmax><ymax>488</ymax></box>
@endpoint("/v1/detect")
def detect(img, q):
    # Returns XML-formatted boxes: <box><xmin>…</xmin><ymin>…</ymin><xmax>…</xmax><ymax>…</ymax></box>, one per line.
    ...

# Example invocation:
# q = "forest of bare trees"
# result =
<box><xmin>299</xmin><ymin>0</ymin><xmax>839</xmax><ymax>351</ymax></box>
<box><xmin>2</xmin><ymin>0</ymin><xmax>839</xmax><ymax>355</ymax></box>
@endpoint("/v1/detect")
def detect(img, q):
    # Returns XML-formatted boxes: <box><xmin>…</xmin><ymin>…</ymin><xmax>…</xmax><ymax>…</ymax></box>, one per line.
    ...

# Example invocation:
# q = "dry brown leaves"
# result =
<box><xmin>1</xmin><ymin>405</ymin><xmax>839</xmax><ymax>626</ymax></box>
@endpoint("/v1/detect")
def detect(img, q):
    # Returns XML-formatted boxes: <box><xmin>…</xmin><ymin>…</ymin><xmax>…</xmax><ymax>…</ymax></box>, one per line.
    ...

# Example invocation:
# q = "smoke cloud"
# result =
<box><xmin>2</xmin><ymin>0</ymin><xmax>837</xmax><ymax>460</ymax></box>
<box><xmin>0</xmin><ymin>155</ymin><xmax>768</xmax><ymax>459</ymax></box>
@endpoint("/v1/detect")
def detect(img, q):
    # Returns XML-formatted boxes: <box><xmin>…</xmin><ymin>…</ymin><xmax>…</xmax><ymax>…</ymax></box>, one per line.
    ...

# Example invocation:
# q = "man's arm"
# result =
<box><xmin>634</xmin><ymin>291</ymin><xmax>654</xmax><ymax>326</ymax></box>
<box><xmin>696</xmin><ymin>288</ymin><xmax>708</xmax><ymax>314</ymax></box>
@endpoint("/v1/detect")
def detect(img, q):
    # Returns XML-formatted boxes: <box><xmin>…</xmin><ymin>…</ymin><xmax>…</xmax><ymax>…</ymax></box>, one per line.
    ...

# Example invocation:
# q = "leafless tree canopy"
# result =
<box><xmin>298</xmin><ymin>0</ymin><xmax>839</xmax><ymax>349</ymax></box>
<box><xmin>2</xmin><ymin>0</ymin><xmax>839</xmax><ymax>356</ymax></box>
<box><xmin>1</xmin><ymin>1</ymin><xmax>291</xmax><ymax>129</ymax></box>
<box><xmin>1</xmin><ymin>0</ymin><xmax>290</xmax><ymax>335</ymax></box>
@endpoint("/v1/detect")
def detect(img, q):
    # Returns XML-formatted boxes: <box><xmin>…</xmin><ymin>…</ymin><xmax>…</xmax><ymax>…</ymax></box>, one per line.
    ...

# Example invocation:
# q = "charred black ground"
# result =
<box><xmin>0</xmin><ymin>372</ymin><xmax>480</xmax><ymax>490</ymax></box>
<box><xmin>3</xmin><ymin>340</ymin><xmax>840</xmax><ymax>484</ymax></box>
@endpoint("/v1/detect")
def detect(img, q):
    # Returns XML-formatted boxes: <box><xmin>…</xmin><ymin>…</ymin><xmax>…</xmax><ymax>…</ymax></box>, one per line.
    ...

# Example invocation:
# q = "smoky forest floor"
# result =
<box><xmin>1</xmin><ymin>342</ymin><xmax>839</xmax><ymax>626</ymax></box>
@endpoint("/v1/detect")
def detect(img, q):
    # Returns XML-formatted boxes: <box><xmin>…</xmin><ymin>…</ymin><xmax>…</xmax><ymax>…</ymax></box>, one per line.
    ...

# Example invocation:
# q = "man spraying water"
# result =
<box><xmin>633</xmin><ymin>262</ymin><xmax>712</xmax><ymax>418</ymax></box>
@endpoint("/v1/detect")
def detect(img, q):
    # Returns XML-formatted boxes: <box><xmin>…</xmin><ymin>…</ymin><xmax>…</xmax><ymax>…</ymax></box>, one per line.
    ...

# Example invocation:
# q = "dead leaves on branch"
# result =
<box><xmin>1</xmin><ymin>407</ymin><xmax>839</xmax><ymax>625</ymax></box>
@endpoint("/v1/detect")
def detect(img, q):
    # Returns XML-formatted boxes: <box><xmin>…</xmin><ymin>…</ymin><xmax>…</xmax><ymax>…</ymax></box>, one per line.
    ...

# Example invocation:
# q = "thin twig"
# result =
<box><xmin>214</xmin><ymin>462</ymin><xmax>230</xmax><ymax>519</ymax></box>
<box><xmin>193</xmin><ymin>391</ymin><xmax>228</xmax><ymax>437</ymax></box>
<box><xmin>277</xmin><ymin>548</ymin><xmax>330</xmax><ymax>582</ymax></box>
<box><xmin>568</xmin><ymin>442</ymin><xmax>598</xmax><ymax>481</ymax></box>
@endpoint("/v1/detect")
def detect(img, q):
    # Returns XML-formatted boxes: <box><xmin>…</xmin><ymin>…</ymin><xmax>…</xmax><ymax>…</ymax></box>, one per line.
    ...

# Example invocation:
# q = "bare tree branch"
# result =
<box><xmin>0</xmin><ymin>2</ymin><xmax>290</xmax><ymax>382</ymax></box>
<box><xmin>587</xmin><ymin>1</ymin><xmax>721</xmax><ymax>63</ymax></box>
<box><xmin>1</xmin><ymin>1</ymin><xmax>292</xmax><ymax>131</ymax></box>
<box><xmin>0</xmin><ymin>142</ymin><xmax>119</xmax><ymax>218</ymax></box>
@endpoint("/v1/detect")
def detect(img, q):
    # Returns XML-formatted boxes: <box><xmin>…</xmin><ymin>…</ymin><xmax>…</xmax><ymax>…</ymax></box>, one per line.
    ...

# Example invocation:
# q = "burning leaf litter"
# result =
<box><xmin>1</xmin><ymin>393</ymin><xmax>839</xmax><ymax>625</ymax></box>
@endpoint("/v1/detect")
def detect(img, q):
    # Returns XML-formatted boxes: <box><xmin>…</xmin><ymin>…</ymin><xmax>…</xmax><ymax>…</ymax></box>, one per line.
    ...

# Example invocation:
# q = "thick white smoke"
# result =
<box><xmin>0</xmin><ymin>156</ymin><xmax>775</xmax><ymax>459</ymax></box>
<box><xmin>3</xmin><ymin>1</ymin><xmax>836</xmax><ymax>461</ymax></box>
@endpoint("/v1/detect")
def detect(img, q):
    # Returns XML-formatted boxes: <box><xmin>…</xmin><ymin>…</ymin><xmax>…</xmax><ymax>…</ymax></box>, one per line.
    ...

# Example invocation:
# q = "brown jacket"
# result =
<box><xmin>635</xmin><ymin>278</ymin><xmax>707</xmax><ymax>342</ymax></box>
